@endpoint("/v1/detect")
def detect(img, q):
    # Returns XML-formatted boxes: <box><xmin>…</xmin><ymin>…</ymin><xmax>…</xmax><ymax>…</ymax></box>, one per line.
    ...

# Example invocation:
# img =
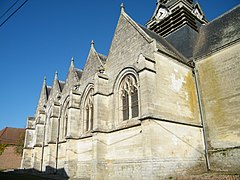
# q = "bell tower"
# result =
<box><xmin>146</xmin><ymin>0</ymin><xmax>207</xmax><ymax>37</ymax></box>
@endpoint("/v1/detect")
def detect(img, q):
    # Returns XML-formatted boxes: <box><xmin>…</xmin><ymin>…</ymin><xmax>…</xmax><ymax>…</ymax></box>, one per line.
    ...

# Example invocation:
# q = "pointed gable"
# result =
<box><xmin>106</xmin><ymin>7</ymin><xmax>186</xmax><ymax>78</ymax></box>
<box><xmin>62</xmin><ymin>58</ymin><xmax>81</xmax><ymax>94</ymax></box>
<box><xmin>47</xmin><ymin>72</ymin><xmax>63</xmax><ymax>106</ymax></box>
<box><xmin>80</xmin><ymin>42</ymin><xmax>105</xmax><ymax>83</ymax></box>
<box><xmin>106</xmin><ymin>9</ymin><xmax>154</xmax><ymax>76</ymax></box>
<box><xmin>36</xmin><ymin>77</ymin><xmax>50</xmax><ymax>114</ymax></box>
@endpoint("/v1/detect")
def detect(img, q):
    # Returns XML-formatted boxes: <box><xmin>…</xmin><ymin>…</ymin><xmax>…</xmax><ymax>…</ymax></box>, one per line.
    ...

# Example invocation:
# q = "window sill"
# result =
<box><xmin>116</xmin><ymin>118</ymin><xmax>141</xmax><ymax>130</ymax></box>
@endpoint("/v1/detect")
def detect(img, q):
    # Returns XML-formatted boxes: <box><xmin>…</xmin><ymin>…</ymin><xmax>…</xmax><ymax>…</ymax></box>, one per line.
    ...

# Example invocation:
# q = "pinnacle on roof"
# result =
<box><xmin>35</xmin><ymin>75</ymin><xmax>50</xmax><ymax>114</ymax></box>
<box><xmin>43</xmin><ymin>76</ymin><xmax>47</xmax><ymax>85</ymax></box>
<box><xmin>54</xmin><ymin>70</ymin><xmax>58</xmax><ymax>80</ymax></box>
<box><xmin>70</xmin><ymin>57</ymin><xmax>74</xmax><ymax>68</ymax></box>
<box><xmin>121</xmin><ymin>3</ymin><xmax>125</xmax><ymax>13</ymax></box>
<box><xmin>91</xmin><ymin>40</ymin><xmax>95</xmax><ymax>48</ymax></box>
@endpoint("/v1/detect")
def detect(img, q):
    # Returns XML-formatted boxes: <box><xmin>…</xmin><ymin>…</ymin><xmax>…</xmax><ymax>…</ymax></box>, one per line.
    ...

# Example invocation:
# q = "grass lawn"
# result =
<box><xmin>0</xmin><ymin>172</ymin><xmax>49</xmax><ymax>180</ymax></box>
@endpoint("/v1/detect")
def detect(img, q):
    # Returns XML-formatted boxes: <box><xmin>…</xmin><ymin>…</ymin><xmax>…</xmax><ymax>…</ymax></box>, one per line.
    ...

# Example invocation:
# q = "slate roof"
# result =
<box><xmin>146</xmin><ymin>1</ymin><xmax>239</xmax><ymax>61</ymax></box>
<box><xmin>194</xmin><ymin>5</ymin><xmax>240</xmax><ymax>59</ymax></box>
<box><xmin>74</xmin><ymin>68</ymin><xmax>83</xmax><ymax>80</ymax></box>
<box><xmin>140</xmin><ymin>25</ymin><xmax>189</xmax><ymax>63</ymax></box>
<box><xmin>155</xmin><ymin>4</ymin><xmax>240</xmax><ymax>60</ymax></box>
<box><xmin>98</xmin><ymin>53</ymin><xmax>107</xmax><ymax>65</ymax></box>
<box><xmin>46</xmin><ymin>86</ymin><xmax>52</xmax><ymax>100</ymax></box>
<box><xmin>58</xmin><ymin>80</ymin><xmax>65</xmax><ymax>92</ymax></box>
<box><xmin>0</xmin><ymin>127</ymin><xmax>25</xmax><ymax>145</ymax></box>
<box><xmin>165</xmin><ymin>25</ymin><xmax>199</xmax><ymax>59</ymax></box>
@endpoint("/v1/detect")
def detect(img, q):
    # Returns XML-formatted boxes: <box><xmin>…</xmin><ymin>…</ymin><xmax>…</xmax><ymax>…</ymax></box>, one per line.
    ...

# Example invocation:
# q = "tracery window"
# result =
<box><xmin>84</xmin><ymin>88</ymin><xmax>94</xmax><ymax>131</ymax></box>
<box><xmin>120</xmin><ymin>75</ymin><xmax>139</xmax><ymax>120</ymax></box>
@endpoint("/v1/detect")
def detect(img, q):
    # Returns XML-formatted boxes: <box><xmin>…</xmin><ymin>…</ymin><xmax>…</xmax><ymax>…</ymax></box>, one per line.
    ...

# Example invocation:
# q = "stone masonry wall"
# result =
<box><xmin>154</xmin><ymin>52</ymin><xmax>201</xmax><ymax>126</ymax></box>
<box><xmin>58</xmin><ymin>120</ymin><xmax>206</xmax><ymax>179</ymax></box>
<box><xmin>196</xmin><ymin>43</ymin><xmax>240</xmax><ymax>172</ymax></box>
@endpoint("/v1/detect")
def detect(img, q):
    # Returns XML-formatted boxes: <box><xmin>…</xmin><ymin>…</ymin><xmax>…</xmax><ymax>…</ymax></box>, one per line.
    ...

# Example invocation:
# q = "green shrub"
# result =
<box><xmin>15</xmin><ymin>131</ymin><xmax>25</xmax><ymax>155</ymax></box>
<box><xmin>0</xmin><ymin>143</ymin><xmax>7</xmax><ymax>155</ymax></box>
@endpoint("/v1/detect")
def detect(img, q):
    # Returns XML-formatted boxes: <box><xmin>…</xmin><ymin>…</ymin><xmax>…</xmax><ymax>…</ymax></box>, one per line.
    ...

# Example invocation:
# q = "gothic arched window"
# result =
<box><xmin>120</xmin><ymin>75</ymin><xmax>139</xmax><ymax>120</ymax></box>
<box><xmin>84</xmin><ymin>88</ymin><xmax>94</xmax><ymax>131</ymax></box>
<box><xmin>63</xmin><ymin>104</ymin><xmax>69</xmax><ymax>137</ymax></box>
<box><xmin>60</xmin><ymin>101</ymin><xmax>69</xmax><ymax>141</ymax></box>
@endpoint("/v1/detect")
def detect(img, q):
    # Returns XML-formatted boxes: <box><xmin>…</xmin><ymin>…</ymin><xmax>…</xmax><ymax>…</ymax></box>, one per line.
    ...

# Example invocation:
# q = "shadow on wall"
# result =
<box><xmin>1</xmin><ymin>167</ymin><xmax>69</xmax><ymax>180</ymax></box>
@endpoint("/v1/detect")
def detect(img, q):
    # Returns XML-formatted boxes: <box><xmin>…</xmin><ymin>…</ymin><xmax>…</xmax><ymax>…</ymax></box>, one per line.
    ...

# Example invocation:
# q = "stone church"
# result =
<box><xmin>21</xmin><ymin>0</ymin><xmax>240</xmax><ymax>179</ymax></box>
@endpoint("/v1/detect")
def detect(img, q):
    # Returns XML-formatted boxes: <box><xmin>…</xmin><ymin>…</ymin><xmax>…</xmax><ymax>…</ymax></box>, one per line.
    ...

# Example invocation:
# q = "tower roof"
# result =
<box><xmin>147</xmin><ymin>0</ymin><xmax>207</xmax><ymax>37</ymax></box>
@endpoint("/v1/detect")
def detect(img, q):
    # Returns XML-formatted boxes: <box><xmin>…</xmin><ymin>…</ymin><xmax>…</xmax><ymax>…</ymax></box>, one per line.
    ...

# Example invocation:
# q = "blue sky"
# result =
<box><xmin>0</xmin><ymin>0</ymin><xmax>239</xmax><ymax>130</ymax></box>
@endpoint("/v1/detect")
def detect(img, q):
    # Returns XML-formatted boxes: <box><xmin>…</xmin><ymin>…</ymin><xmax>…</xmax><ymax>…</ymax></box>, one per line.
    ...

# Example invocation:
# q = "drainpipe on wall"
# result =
<box><xmin>193</xmin><ymin>60</ymin><xmax>211</xmax><ymax>171</ymax></box>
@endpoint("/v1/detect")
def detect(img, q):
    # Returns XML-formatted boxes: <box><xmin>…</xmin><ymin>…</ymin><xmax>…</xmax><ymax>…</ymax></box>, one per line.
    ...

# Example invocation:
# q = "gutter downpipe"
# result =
<box><xmin>193</xmin><ymin>60</ymin><xmax>210</xmax><ymax>171</ymax></box>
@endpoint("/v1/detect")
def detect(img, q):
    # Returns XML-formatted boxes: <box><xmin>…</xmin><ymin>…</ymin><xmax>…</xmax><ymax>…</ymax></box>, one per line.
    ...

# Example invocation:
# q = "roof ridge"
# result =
<box><xmin>0</xmin><ymin>127</ymin><xmax>25</xmax><ymax>145</ymax></box>
<box><xmin>0</xmin><ymin>127</ymin><xmax>7</xmax><ymax>139</ymax></box>
<box><xmin>207</xmin><ymin>4</ymin><xmax>240</xmax><ymax>25</ymax></box>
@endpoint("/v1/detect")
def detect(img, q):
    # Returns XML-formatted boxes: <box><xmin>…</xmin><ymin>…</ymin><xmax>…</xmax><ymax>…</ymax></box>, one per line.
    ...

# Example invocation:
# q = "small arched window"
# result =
<box><xmin>84</xmin><ymin>88</ymin><xmax>94</xmax><ymax>131</ymax></box>
<box><xmin>63</xmin><ymin>106</ymin><xmax>69</xmax><ymax>137</ymax></box>
<box><xmin>60</xmin><ymin>101</ymin><xmax>69</xmax><ymax>141</ymax></box>
<box><xmin>120</xmin><ymin>75</ymin><xmax>139</xmax><ymax>120</ymax></box>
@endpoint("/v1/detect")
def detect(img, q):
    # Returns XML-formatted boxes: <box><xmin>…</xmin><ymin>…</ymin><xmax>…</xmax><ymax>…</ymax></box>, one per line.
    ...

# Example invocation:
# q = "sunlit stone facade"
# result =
<box><xmin>21</xmin><ymin>1</ymin><xmax>240</xmax><ymax>179</ymax></box>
